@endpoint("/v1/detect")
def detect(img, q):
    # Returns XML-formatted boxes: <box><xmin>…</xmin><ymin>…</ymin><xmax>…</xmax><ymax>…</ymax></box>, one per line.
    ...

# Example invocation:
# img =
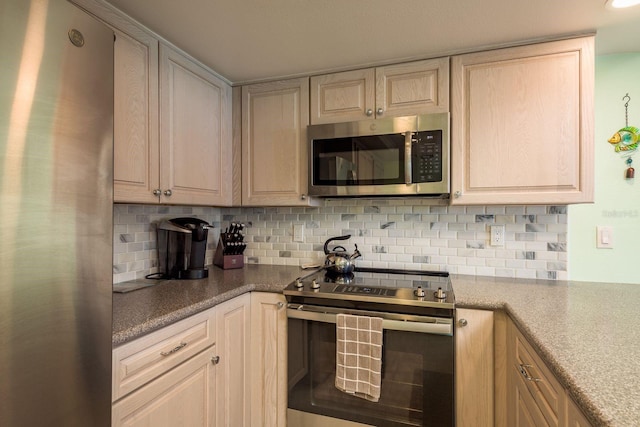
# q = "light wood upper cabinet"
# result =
<box><xmin>160</xmin><ymin>44</ymin><xmax>233</xmax><ymax>206</ymax></box>
<box><xmin>451</xmin><ymin>36</ymin><xmax>595</xmax><ymax>205</ymax></box>
<box><xmin>250</xmin><ymin>292</ymin><xmax>288</xmax><ymax>427</ymax></box>
<box><xmin>310</xmin><ymin>57</ymin><xmax>449</xmax><ymax>124</ymax></box>
<box><xmin>310</xmin><ymin>68</ymin><xmax>375</xmax><ymax>124</ymax></box>
<box><xmin>69</xmin><ymin>0</ymin><xmax>232</xmax><ymax>206</ymax></box>
<box><xmin>456</xmin><ymin>308</ymin><xmax>494</xmax><ymax>427</ymax></box>
<box><xmin>112</xmin><ymin>28</ymin><xmax>160</xmax><ymax>204</ymax></box>
<box><xmin>242</xmin><ymin>78</ymin><xmax>318</xmax><ymax>206</ymax></box>
<box><xmin>70</xmin><ymin>0</ymin><xmax>161</xmax><ymax>204</ymax></box>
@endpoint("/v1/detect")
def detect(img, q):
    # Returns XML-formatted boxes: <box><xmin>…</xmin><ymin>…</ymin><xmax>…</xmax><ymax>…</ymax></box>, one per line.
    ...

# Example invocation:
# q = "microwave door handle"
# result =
<box><xmin>404</xmin><ymin>132</ymin><xmax>412</xmax><ymax>184</ymax></box>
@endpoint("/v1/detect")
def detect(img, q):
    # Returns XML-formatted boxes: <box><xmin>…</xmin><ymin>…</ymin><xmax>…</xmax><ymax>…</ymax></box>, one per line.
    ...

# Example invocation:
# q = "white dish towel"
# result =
<box><xmin>335</xmin><ymin>313</ymin><xmax>383</xmax><ymax>402</ymax></box>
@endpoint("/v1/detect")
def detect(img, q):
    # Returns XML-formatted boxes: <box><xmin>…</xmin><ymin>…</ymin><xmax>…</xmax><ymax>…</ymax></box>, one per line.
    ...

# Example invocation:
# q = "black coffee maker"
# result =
<box><xmin>157</xmin><ymin>217</ymin><xmax>212</xmax><ymax>279</ymax></box>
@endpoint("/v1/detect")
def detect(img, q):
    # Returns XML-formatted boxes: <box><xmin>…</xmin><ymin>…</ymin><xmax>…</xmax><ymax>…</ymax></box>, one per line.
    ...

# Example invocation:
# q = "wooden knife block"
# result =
<box><xmin>213</xmin><ymin>240</ymin><xmax>244</xmax><ymax>270</ymax></box>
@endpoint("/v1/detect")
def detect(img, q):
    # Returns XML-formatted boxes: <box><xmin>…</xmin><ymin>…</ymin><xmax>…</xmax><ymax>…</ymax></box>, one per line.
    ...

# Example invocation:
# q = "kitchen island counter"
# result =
<box><xmin>114</xmin><ymin>266</ymin><xmax>637</xmax><ymax>426</ymax></box>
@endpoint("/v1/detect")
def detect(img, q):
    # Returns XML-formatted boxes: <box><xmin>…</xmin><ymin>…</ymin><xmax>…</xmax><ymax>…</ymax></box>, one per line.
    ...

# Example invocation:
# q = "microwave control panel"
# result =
<box><xmin>411</xmin><ymin>130</ymin><xmax>442</xmax><ymax>182</ymax></box>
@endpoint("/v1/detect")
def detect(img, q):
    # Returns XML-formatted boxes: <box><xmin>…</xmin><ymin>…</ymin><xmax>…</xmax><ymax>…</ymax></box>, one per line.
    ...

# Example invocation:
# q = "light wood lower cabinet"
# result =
<box><xmin>506</xmin><ymin>318</ymin><xmax>593</xmax><ymax>427</ymax></box>
<box><xmin>112</xmin><ymin>292</ymin><xmax>290</xmax><ymax>427</ymax></box>
<box><xmin>250</xmin><ymin>292</ymin><xmax>288</xmax><ymax>427</ymax></box>
<box><xmin>112</xmin><ymin>348</ymin><xmax>217</xmax><ymax>427</ymax></box>
<box><xmin>567</xmin><ymin>398</ymin><xmax>593</xmax><ymax>427</ymax></box>
<box><xmin>215</xmin><ymin>293</ymin><xmax>251</xmax><ymax>427</ymax></box>
<box><xmin>111</xmin><ymin>308</ymin><xmax>218</xmax><ymax>427</ymax></box>
<box><xmin>455</xmin><ymin>308</ymin><xmax>495</xmax><ymax>427</ymax></box>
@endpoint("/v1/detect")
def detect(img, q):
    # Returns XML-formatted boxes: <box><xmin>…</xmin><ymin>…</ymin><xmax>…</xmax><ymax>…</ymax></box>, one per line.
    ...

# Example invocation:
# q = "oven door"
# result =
<box><xmin>287</xmin><ymin>306</ymin><xmax>454</xmax><ymax>427</ymax></box>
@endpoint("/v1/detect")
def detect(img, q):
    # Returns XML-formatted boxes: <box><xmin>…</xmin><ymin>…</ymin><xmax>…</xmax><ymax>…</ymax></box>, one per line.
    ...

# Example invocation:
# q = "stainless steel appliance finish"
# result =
<box><xmin>0</xmin><ymin>1</ymin><xmax>114</xmax><ymax>425</ymax></box>
<box><xmin>308</xmin><ymin>113</ymin><xmax>450</xmax><ymax>198</ymax></box>
<box><xmin>285</xmin><ymin>268</ymin><xmax>455</xmax><ymax>426</ymax></box>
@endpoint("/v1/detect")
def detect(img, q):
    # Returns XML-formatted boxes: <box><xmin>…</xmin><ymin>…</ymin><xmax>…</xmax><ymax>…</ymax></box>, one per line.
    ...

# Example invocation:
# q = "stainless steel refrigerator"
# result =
<box><xmin>0</xmin><ymin>0</ymin><xmax>113</xmax><ymax>425</ymax></box>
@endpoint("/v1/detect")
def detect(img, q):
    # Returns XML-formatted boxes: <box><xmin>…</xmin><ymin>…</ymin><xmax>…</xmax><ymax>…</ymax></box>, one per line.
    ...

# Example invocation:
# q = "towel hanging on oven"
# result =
<box><xmin>335</xmin><ymin>314</ymin><xmax>383</xmax><ymax>402</ymax></box>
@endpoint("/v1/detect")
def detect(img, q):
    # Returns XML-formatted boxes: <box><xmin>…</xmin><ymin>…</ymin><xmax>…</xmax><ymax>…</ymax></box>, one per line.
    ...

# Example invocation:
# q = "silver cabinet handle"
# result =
<box><xmin>300</xmin><ymin>194</ymin><xmax>306</xmax><ymax>200</ymax></box>
<box><xmin>454</xmin><ymin>191</ymin><xmax>461</xmax><ymax>198</ymax></box>
<box><xmin>365</xmin><ymin>108</ymin><xmax>373</xmax><ymax>116</ymax></box>
<box><xmin>376</xmin><ymin>107</ymin><xmax>383</xmax><ymax>116</ymax></box>
<box><xmin>163</xmin><ymin>189</ymin><xmax>172</xmax><ymax>197</ymax></box>
<box><xmin>211</xmin><ymin>355</ymin><xmax>220</xmax><ymax>365</ymax></box>
<box><xmin>277</xmin><ymin>301</ymin><xmax>284</xmax><ymax>309</ymax></box>
<box><xmin>458</xmin><ymin>318</ymin><xmax>468</xmax><ymax>327</ymax></box>
<box><xmin>518</xmin><ymin>364</ymin><xmax>542</xmax><ymax>382</ymax></box>
<box><xmin>160</xmin><ymin>341</ymin><xmax>187</xmax><ymax>356</ymax></box>
<box><xmin>153</xmin><ymin>189</ymin><xmax>162</xmax><ymax>196</ymax></box>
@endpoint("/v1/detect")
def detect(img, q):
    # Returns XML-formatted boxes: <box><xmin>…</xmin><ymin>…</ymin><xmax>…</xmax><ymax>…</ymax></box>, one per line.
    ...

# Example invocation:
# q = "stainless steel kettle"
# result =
<box><xmin>323</xmin><ymin>235</ymin><xmax>361</xmax><ymax>274</ymax></box>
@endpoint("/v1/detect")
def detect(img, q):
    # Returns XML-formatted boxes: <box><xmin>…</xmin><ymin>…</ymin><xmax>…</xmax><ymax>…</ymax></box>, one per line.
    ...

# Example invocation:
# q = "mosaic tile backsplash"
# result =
<box><xmin>113</xmin><ymin>200</ymin><xmax>568</xmax><ymax>284</ymax></box>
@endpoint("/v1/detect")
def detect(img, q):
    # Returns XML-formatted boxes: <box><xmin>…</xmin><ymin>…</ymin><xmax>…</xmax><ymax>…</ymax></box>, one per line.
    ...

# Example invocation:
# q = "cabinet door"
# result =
<box><xmin>507</xmin><ymin>320</ymin><xmax>566</xmax><ymax>427</ymax></box>
<box><xmin>113</xmin><ymin>28</ymin><xmax>160</xmax><ymax>203</ymax></box>
<box><xmin>375</xmin><ymin>57</ymin><xmax>449</xmax><ymax>118</ymax></box>
<box><xmin>451</xmin><ymin>36</ymin><xmax>594</xmax><ymax>205</ymax></box>
<box><xmin>567</xmin><ymin>398</ymin><xmax>593</xmax><ymax>427</ymax></box>
<box><xmin>71</xmin><ymin>0</ymin><xmax>161</xmax><ymax>204</ymax></box>
<box><xmin>216</xmin><ymin>294</ymin><xmax>251</xmax><ymax>427</ymax></box>
<box><xmin>242</xmin><ymin>78</ymin><xmax>315</xmax><ymax>206</ymax></box>
<box><xmin>112</xmin><ymin>347</ymin><xmax>216</xmax><ymax>427</ymax></box>
<box><xmin>455</xmin><ymin>308</ymin><xmax>494</xmax><ymax>427</ymax></box>
<box><xmin>159</xmin><ymin>44</ymin><xmax>232</xmax><ymax>206</ymax></box>
<box><xmin>310</xmin><ymin>68</ymin><xmax>375</xmax><ymax>124</ymax></box>
<box><xmin>250</xmin><ymin>292</ymin><xmax>287</xmax><ymax>427</ymax></box>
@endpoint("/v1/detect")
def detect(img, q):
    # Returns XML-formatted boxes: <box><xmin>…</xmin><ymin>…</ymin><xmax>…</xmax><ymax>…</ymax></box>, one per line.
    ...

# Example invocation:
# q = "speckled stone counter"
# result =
<box><xmin>452</xmin><ymin>274</ymin><xmax>640</xmax><ymax>427</ymax></box>
<box><xmin>112</xmin><ymin>264</ymin><xmax>300</xmax><ymax>346</ymax></box>
<box><xmin>113</xmin><ymin>266</ymin><xmax>639</xmax><ymax>427</ymax></box>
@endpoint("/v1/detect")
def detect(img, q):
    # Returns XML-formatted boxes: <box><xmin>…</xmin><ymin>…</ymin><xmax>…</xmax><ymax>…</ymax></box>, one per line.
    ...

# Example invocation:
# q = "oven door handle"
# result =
<box><xmin>286</xmin><ymin>303</ymin><xmax>453</xmax><ymax>336</ymax></box>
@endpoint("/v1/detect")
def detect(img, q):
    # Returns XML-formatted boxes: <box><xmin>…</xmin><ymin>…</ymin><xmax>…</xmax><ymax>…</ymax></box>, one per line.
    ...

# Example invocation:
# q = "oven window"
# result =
<box><xmin>312</xmin><ymin>134</ymin><xmax>406</xmax><ymax>186</ymax></box>
<box><xmin>288</xmin><ymin>318</ymin><xmax>454</xmax><ymax>426</ymax></box>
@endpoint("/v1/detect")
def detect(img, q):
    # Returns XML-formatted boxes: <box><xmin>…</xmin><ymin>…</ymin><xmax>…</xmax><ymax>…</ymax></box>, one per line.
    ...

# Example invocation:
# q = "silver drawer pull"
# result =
<box><xmin>518</xmin><ymin>363</ymin><xmax>542</xmax><ymax>382</ymax></box>
<box><xmin>160</xmin><ymin>341</ymin><xmax>188</xmax><ymax>356</ymax></box>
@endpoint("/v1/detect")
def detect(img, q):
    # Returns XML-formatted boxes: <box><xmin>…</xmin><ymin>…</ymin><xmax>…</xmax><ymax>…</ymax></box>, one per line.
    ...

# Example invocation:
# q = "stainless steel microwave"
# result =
<box><xmin>308</xmin><ymin>113</ymin><xmax>450</xmax><ymax>198</ymax></box>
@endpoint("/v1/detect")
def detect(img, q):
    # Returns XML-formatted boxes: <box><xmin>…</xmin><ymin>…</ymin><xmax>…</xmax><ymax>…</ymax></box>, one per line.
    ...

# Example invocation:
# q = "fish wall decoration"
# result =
<box><xmin>608</xmin><ymin>94</ymin><xmax>637</xmax><ymax>179</ymax></box>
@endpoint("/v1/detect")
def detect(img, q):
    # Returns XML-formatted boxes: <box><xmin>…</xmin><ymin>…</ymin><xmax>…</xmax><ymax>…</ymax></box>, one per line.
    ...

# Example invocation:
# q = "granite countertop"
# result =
<box><xmin>113</xmin><ymin>265</ymin><xmax>639</xmax><ymax>426</ymax></box>
<box><xmin>112</xmin><ymin>264</ymin><xmax>299</xmax><ymax>345</ymax></box>
<box><xmin>452</xmin><ymin>274</ymin><xmax>640</xmax><ymax>427</ymax></box>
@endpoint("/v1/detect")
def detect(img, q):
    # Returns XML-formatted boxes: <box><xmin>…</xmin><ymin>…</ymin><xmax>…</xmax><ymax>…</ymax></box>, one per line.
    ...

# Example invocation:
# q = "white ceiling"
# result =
<box><xmin>104</xmin><ymin>0</ymin><xmax>640</xmax><ymax>84</ymax></box>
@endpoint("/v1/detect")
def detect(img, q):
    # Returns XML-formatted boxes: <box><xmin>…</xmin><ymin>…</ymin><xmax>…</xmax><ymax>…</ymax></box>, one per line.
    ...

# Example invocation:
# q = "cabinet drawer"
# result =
<box><xmin>112</xmin><ymin>345</ymin><xmax>217</xmax><ymax>427</ymax></box>
<box><xmin>512</xmin><ymin>327</ymin><xmax>566</xmax><ymax>426</ymax></box>
<box><xmin>113</xmin><ymin>308</ymin><xmax>216</xmax><ymax>401</ymax></box>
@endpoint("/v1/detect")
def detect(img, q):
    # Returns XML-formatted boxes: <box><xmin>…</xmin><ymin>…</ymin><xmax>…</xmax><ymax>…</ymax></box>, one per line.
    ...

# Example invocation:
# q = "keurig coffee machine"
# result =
<box><xmin>157</xmin><ymin>217</ymin><xmax>212</xmax><ymax>279</ymax></box>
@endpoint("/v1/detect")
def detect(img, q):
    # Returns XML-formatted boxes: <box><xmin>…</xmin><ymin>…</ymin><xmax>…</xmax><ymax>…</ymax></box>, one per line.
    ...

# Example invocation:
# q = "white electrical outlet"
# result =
<box><xmin>293</xmin><ymin>224</ymin><xmax>304</xmax><ymax>242</ymax></box>
<box><xmin>490</xmin><ymin>225</ymin><xmax>505</xmax><ymax>247</ymax></box>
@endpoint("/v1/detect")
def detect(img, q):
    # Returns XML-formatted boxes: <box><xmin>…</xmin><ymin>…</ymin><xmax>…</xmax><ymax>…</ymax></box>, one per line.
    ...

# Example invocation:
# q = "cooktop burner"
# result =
<box><xmin>283</xmin><ymin>266</ymin><xmax>454</xmax><ymax>311</ymax></box>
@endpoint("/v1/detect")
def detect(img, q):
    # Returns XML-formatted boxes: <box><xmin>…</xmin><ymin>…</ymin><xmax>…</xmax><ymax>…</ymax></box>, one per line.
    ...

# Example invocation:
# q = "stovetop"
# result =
<box><xmin>283</xmin><ymin>267</ymin><xmax>454</xmax><ymax>310</ymax></box>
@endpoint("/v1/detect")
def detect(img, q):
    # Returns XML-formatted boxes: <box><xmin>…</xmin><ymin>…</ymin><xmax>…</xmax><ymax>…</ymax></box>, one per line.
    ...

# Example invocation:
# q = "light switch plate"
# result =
<box><xmin>293</xmin><ymin>224</ymin><xmax>304</xmax><ymax>242</ymax></box>
<box><xmin>596</xmin><ymin>226</ymin><xmax>614</xmax><ymax>249</ymax></box>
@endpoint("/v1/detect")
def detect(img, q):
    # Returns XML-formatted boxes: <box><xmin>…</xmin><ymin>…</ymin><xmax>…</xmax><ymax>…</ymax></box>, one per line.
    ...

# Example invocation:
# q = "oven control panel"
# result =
<box><xmin>333</xmin><ymin>285</ymin><xmax>397</xmax><ymax>297</ymax></box>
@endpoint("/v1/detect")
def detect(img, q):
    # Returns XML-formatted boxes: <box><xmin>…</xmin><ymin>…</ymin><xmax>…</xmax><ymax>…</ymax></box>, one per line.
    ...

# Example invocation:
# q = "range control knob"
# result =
<box><xmin>295</xmin><ymin>279</ymin><xmax>303</xmax><ymax>289</ymax></box>
<box><xmin>311</xmin><ymin>279</ymin><xmax>320</xmax><ymax>290</ymax></box>
<box><xmin>414</xmin><ymin>286</ymin><xmax>426</xmax><ymax>297</ymax></box>
<box><xmin>434</xmin><ymin>287</ymin><xmax>446</xmax><ymax>299</ymax></box>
